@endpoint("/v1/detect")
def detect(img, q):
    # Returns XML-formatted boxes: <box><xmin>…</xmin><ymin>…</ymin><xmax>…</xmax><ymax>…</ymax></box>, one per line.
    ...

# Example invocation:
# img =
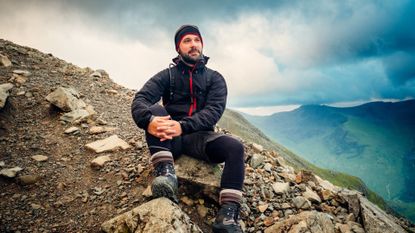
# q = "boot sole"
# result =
<box><xmin>151</xmin><ymin>176</ymin><xmax>178</xmax><ymax>202</ymax></box>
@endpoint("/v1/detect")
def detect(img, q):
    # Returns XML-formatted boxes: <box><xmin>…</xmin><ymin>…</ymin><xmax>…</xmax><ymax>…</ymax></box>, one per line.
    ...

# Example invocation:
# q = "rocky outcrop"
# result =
<box><xmin>45</xmin><ymin>87</ymin><xmax>95</xmax><ymax>122</ymax></box>
<box><xmin>264</xmin><ymin>211</ymin><xmax>335</xmax><ymax>233</ymax></box>
<box><xmin>101</xmin><ymin>197</ymin><xmax>202</xmax><ymax>233</ymax></box>
<box><xmin>175</xmin><ymin>155</ymin><xmax>222</xmax><ymax>201</ymax></box>
<box><xmin>0</xmin><ymin>53</ymin><xmax>12</xmax><ymax>67</ymax></box>
<box><xmin>0</xmin><ymin>83</ymin><xmax>14</xmax><ymax>108</ymax></box>
<box><xmin>359</xmin><ymin>196</ymin><xmax>406</xmax><ymax>233</ymax></box>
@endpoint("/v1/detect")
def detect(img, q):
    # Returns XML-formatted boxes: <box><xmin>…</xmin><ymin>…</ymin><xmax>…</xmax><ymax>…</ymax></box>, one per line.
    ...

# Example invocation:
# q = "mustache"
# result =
<box><xmin>189</xmin><ymin>48</ymin><xmax>201</xmax><ymax>53</ymax></box>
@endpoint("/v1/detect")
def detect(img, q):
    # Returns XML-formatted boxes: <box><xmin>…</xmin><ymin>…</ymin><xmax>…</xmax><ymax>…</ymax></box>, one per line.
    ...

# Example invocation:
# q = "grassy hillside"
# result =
<box><xmin>242</xmin><ymin>100</ymin><xmax>415</xmax><ymax>222</ymax></box>
<box><xmin>219</xmin><ymin>109</ymin><xmax>389</xmax><ymax>211</ymax></box>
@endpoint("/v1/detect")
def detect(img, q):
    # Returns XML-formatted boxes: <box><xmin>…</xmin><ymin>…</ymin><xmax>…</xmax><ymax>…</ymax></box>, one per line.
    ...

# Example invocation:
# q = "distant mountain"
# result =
<box><xmin>219</xmin><ymin>109</ymin><xmax>388</xmax><ymax>211</ymax></box>
<box><xmin>243</xmin><ymin>100</ymin><xmax>415</xmax><ymax>222</ymax></box>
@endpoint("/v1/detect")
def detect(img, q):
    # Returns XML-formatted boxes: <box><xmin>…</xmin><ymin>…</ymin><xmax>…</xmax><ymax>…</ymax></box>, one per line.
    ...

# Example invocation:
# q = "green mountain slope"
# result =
<box><xmin>243</xmin><ymin>100</ymin><xmax>415</xmax><ymax>222</ymax></box>
<box><xmin>219</xmin><ymin>109</ymin><xmax>389</xmax><ymax>211</ymax></box>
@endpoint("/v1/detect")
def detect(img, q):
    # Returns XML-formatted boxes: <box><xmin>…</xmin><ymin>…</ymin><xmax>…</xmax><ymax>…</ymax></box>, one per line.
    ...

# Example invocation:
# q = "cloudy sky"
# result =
<box><xmin>1</xmin><ymin>0</ymin><xmax>414</xmax><ymax>114</ymax></box>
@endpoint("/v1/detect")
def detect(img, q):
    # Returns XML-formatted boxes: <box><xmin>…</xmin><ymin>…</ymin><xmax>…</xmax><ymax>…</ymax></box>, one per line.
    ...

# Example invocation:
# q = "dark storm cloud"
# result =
<box><xmin>1</xmin><ymin>0</ymin><xmax>414</xmax><ymax>109</ymax></box>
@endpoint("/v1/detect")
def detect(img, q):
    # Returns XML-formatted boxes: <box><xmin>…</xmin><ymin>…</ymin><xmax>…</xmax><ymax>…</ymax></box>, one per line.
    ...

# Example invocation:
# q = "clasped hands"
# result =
<box><xmin>147</xmin><ymin>116</ymin><xmax>182</xmax><ymax>141</ymax></box>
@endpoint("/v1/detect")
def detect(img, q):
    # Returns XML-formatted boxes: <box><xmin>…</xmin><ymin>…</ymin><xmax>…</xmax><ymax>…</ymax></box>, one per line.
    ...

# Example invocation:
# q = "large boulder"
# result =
<box><xmin>175</xmin><ymin>155</ymin><xmax>221</xmax><ymax>201</ymax></box>
<box><xmin>0</xmin><ymin>83</ymin><xmax>14</xmax><ymax>108</ymax></box>
<box><xmin>101</xmin><ymin>197</ymin><xmax>202</xmax><ymax>233</ymax></box>
<box><xmin>264</xmin><ymin>211</ymin><xmax>335</xmax><ymax>233</ymax></box>
<box><xmin>359</xmin><ymin>196</ymin><xmax>406</xmax><ymax>233</ymax></box>
<box><xmin>45</xmin><ymin>87</ymin><xmax>86</xmax><ymax>112</ymax></box>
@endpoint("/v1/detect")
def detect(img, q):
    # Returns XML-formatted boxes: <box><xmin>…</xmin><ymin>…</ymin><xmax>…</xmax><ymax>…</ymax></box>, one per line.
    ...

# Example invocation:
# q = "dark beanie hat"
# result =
<box><xmin>174</xmin><ymin>25</ymin><xmax>203</xmax><ymax>51</ymax></box>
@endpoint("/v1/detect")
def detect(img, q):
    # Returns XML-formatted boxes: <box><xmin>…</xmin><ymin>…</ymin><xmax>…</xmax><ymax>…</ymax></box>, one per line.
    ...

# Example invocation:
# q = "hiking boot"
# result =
<box><xmin>151</xmin><ymin>161</ymin><xmax>178</xmax><ymax>203</ymax></box>
<box><xmin>212</xmin><ymin>202</ymin><xmax>243</xmax><ymax>233</ymax></box>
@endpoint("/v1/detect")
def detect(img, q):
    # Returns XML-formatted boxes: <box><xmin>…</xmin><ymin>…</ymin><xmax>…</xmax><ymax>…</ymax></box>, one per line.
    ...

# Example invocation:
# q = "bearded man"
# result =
<box><xmin>132</xmin><ymin>25</ymin><xmax>245</xmax><ymax>233</ymax></box>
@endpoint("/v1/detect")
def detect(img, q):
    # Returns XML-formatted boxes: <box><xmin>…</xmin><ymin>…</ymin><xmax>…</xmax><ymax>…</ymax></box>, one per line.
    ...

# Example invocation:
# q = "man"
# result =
<box><xmin>131</xmin><ymin>25</ymin><xmax>245</xmax><ymax>233</ymax></box>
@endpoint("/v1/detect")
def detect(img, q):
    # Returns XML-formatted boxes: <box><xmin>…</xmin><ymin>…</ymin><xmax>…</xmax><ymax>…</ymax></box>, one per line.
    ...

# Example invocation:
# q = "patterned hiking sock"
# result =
<box><xmin>219</xmin><ymin>189</ymin><xmax>243</xmax><ymax>205</ymax></box>
<box><xmin>151</xmin><ymin>150</ymin><xmax>174</xmax><ymax>167</ymax></box>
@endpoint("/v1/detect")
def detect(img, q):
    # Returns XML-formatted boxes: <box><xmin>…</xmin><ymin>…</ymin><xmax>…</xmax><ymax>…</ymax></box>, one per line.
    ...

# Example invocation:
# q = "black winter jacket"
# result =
<box><xmin>131</xmin><ymin>56</ymin><xmax>227</xmax><ymax>134</ymax></box>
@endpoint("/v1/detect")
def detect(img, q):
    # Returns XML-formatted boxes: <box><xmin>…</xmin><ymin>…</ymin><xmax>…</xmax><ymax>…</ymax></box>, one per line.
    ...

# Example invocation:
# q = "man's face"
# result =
<box><xmin>178</xmin><ymin>34</ymin><xmax>203</xmax><ymax>62</ymax></box>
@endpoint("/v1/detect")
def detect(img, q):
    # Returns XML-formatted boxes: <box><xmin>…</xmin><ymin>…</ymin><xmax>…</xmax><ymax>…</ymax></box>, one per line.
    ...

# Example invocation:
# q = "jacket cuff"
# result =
<box><xmin>179</xmin><ymin>120</ymin><xmax>189</xmax><ymax>134</ymax></box>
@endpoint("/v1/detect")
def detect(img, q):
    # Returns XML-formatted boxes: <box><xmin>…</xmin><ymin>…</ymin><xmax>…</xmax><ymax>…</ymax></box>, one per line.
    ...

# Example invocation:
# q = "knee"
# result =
<box><xmin>149</xmin><ymin>104</ymin><xmax>169</xmax><ymax>116</ymax></box>
<box><xmin>224</xmin><ymin>137</ymin><xmax>244</xmax><ymax>161</ymax></box>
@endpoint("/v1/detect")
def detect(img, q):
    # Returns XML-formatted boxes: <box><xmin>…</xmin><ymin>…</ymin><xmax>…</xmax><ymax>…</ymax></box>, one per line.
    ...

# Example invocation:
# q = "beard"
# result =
<box><xmin>179</xmin><ymin>48</ymin><xmax>203</xmax><ymax>64</ymax></box>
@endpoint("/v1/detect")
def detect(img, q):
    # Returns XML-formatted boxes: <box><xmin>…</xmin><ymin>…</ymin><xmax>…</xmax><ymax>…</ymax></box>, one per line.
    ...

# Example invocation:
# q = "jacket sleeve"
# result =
<box><xmin>179</xmin><ymin>71</ymin><xmax>227</xmax><ymax>133</ymax></box>
<box><xmin>131</xmin><ymin>69</ymin><xmax>169</xmax><ymax>130</ymax></box>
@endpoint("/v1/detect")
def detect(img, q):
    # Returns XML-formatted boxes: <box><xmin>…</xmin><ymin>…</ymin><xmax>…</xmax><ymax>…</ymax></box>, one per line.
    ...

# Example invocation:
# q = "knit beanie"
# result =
<box><xmin>174</xmin><ymin>25</ymin><xmax>203</xmax><ymax>51</ymax></box>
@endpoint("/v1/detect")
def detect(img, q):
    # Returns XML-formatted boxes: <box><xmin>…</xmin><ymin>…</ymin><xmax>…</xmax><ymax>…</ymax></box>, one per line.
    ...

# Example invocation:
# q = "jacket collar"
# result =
<box><xmin>172</xmin><ymin>55</ymin><xmax>210</xmax><ymax>71</ymax></box>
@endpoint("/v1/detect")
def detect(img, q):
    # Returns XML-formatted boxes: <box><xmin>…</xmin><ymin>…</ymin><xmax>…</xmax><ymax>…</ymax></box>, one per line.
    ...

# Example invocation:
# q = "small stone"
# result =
<box><xmin>321</xmin><ymin>189</ymin><xmax>334</xmax><ymax>201</ymax></box>
<box><xmin>180</xmin><ymin>196</ymin><xmax>194</xmax><ymax>206</ymax></box>
<box><xmin>13</xmin><ymin>74</ymin><xmax>27</xmax><ymax>85</ymax></box>
<box><xmin>17</xmin><ymin>175</ymin><xmax>39</xmax><ymax>185</ymax></box>
<box><xmin>89</xmin><ymin>126</ymin><xmax>117</xmax><ymax>134</ymax></box>
<box><xmin>303</xmin><ymin>187</ymin><xmax>321</xmax><ymax>203</ymax></box>
<box><xmin>57</xmin><ymin>182</ymin><xmax>65</xmax><ymax>191</ymax></box>
<box><xmin>64</xmin><ymin>126</ymin><xmax>80</xmax><ymax>134</ymax></box>
<box><xmin>16</xmin><ymin>91</ymin><xmax>25</xmax><ymax>96</ymax></box>
<box><xmin>13</xmin><ymin>70</ymin><xmax>31</xmax><ymax>76</ymax></box>
<box><xmin>107</xmin><ymin>89</ymin><xmax>118</xmax><ymax>95</ymax></box>
<box><xmin>0</xmin><ymin>161</ymin><xmax>4</xmax><ymax>167</ymax></box>
<box><xmin>197</xmin><ymin>205</ymin><xmax>208</xmax><ymax>218</ymax></box>
<box><xmin>136</xmin><ymin>164</ymin><xmax>144</xmax><ymax>174</ymax></box>
<box><xmin>258</xmin><ymin>204</ymin><xmax>269</xmax><ymax>213</ymax></box>
<box><xmin>251</xmin><ymin>143</ymin><xmax>264</xmax><ymax>153</ymax></box>
<box><xmin>0</xmin><ymin>53</ymin><xmax>12</xmax><ymax>67</ymax></box>
<box><xmin>263</xmin><ymin>163</ymin><xmax>273</xmax><ymax>172</ymax></box>
<box><xmin>250</xmin><ymin>153</ymin><xmax>265</xmax><ymax>168</ymax></box>
<box><xmin>292</xmin><ymin>196</ymin><xmax>311</xmax><ymax>210</ymax></box>
<box><xmin>90</xmin><ymin>71</ymin><xmax>102</xmax><ymax>78</ymax></box>
<box><xmin>272</xmin><ymin>182</ymin><xmax>290</xmax><ymax>194</ymax></box>
<box><xmin>85</xmin><ymin>135</ymin><xmax>131</xmax><ymax>153</ymax></box>
<box><xmin>90</xmin><ymin>155</ymin><xmax>111</xmax><ymax>169</ymax></box>
<box><xmin>263</xmin><ymin>216</ymin><xmax>274</xmax><ymax>227</ymax></box>
<box><xmin>142</xmin><ymin>185</ymin><xmax>152</xmax><ymax>197</ymax></box>
<box><xmin>31</xmin><ymin>155</ymin><xmax>48</xmax><ymax>162</ymax></box>
<box><xmin>31</xmin><ymin>203</ymin><xmax>42</xmax><ymax>210</ymax></box>
<box><xmin>96</xmin><ymin>118</ymin><xmax>108</xmax><ymax>125</ymax></box>
<box><xmin>0</xmin><ymin>166</ymin><xmax>23</xmax><ymax>178</ymax></box>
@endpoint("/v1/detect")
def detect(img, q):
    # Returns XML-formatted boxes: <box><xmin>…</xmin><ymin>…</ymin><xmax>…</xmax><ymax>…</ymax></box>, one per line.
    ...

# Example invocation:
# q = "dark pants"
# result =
<box><xmin>145</xmin><ymin>104</ymin><xmax>245</xmax><ymax>191</ymax></box>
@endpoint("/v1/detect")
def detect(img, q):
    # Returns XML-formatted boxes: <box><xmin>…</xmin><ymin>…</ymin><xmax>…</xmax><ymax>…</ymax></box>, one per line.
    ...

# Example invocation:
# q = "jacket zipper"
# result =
<box><xmin>188</xmin><ymin>66</ymin><xmax>197</xmax><ymax>116</ymax></box>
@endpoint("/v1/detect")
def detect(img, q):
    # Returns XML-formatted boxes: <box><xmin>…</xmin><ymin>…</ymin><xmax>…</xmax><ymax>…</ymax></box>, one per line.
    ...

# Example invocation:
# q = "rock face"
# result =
<box><xmin>175</xmin><ymin>155</ymin><xmax>221</xmax><ymax>201</ymax></box>
<box><xmin>0</xmin><ymin>83</ymin><xmax>14</xmax><ymax>108</ymax></box>
<box><xmin>45</xmin><ymin>87</ymin><xmax>95</xmax><ymax>123</ymax></box>
<box><xmin>85</xmin><ymin>135</ymin><xmax>131</xmax><ymax>153</ymax></box>
<box><xmin>265</xmin><ymin>211</ymin><xmax>335</xmax><ymax>233</ymax></box>
<box><xmin>359</xmin><ymin>197</ymin><xmax>407</xmax><ymax>233</ymax></box>
<box><xmin>0</xmin><ymin>53</ymin><xmax>12</xmax><ymax>67</ymax></box>
<box><xmin>101</xmin><ymin>197</ymin><xmax>202</xmax><ymax>233</ymax></box>
<box><xmin>46</xmin><ymin>87</ymin><xmax>86</xmax><ymax>112</ymax></box>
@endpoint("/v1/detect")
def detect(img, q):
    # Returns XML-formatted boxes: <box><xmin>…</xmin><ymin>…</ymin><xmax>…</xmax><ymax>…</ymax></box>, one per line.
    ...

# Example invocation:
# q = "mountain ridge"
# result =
<box><xmin>243</xmin><ymin>100</ymin><xmax>415</xmax><ymax>223</ymax></box>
